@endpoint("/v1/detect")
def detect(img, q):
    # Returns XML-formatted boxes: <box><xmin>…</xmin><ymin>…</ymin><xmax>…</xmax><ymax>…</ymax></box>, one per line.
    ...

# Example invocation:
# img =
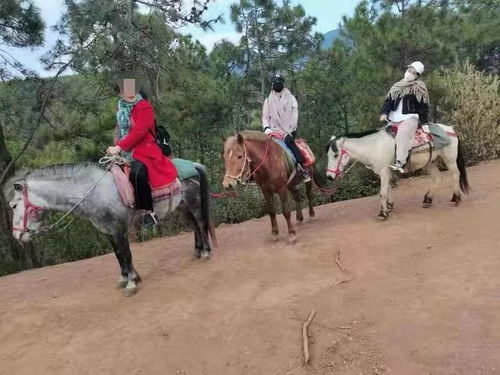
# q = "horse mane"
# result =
<box><xmin>28</xmin><ymin>163</ymin><xmax>104</xmax><ymax>180</ymax></box>
<box><xmin>339</xmin><ymin>128</ymin><xmax>381</xmax><ymax>139</ymax></box>
<box><xmin>3</xmin><ymin>163</ymin><xmax>105</xmax><ymax>201</ymax></box>
<box><xmin>240</xmin><ymin>130</ymin><xmax>269</xmax><ymax>142</ymax></box>
<box><xmin>325</xmin><ymin>128</ymin><xmax>383</xmax><ymax>154</ymax></box>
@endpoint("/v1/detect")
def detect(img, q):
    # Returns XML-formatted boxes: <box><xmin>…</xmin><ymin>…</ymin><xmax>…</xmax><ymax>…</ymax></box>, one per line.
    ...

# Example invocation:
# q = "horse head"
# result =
<box><xmin>325</xmin><ymin>135</ymin><xmax>350</xmax><ymax>181</ymax></box>
<box><xmin>5</xmin><ymin>180</ymin><xmax>45</xmax><ymax>242</ymax></box>
<box><xmin>222</xmin><ymin>133</ymin><xmax>251</xmax><ymax>189</ymax></box>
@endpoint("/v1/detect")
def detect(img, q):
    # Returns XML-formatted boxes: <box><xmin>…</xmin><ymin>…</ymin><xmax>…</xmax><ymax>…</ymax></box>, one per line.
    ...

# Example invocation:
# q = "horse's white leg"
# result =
<box><xmin>117</xmin><ymin>275</ymin><xmax>128</xmax><ymax>289</ymax></box>
<box><xmin>124</xmin><ymin>279</ymin><xmax>137</xmax><ymax>297</ymax></box>
<box><xmin>444</xmin><ymin>157</ymin><xmax>462</xmax><ymax>205</ymax></box>
<box><xmin>378</xmin><ymin>168</ymin><xmax>391</xmax><ymax>220</ymax></box>
<box><xmin>440</xmin><ymin>142</ymin><xmax>462</xmax><ymax>205</ymax></box>
<box><xmin>423</xmin><ymin>163</ymin><xmax>441</xmax><ymax>208</ymax></box>
<box><xmin>387</xmin><ymin>182</ymin><xmax>394</xmax><ymax>211</ymax></box>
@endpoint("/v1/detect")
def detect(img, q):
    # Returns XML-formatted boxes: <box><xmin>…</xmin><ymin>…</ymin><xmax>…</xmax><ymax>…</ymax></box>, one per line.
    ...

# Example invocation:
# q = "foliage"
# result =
<box><xmin>436</xmin><ymin>63</ymin><xmax>500</xmax><ymax>164</ymax></box>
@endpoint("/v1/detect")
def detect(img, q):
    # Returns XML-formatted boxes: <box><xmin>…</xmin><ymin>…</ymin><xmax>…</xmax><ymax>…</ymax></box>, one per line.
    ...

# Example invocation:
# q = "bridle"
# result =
<box><xmin>326</xmin><ymin>139</ymin><xmax>358</xmax><ymax>178</ymax></box>
<box><xmin>224</xmin><ymin>138</ymin><xmax>271</xmax><ymax>185</ymax></box>
<box><xmin>12</xmin><ymin>185</ymin><xmax>44</xmax><ymax>234</ymax></box>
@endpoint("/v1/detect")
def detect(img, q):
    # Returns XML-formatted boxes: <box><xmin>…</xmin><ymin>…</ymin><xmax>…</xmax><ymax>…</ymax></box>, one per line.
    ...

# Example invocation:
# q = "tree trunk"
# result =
<box><xmin>0</xmin><ymin>120</ymin><xmax>39</xmax><ymax>271</ymax></box>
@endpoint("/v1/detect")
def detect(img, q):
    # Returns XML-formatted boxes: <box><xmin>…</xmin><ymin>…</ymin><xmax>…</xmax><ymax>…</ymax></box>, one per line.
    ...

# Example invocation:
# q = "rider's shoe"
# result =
<box><xmin>389</xmin><ymin>161</ymin><xmax>405</xmax><ymax>173</ymax></box>
<box><xmin>297</xmin><ymin>164</ymin><xmax>311</xmax><ymax>183</ymax></box>
<box><xmin>142</xmin><ymin>212</ymin><xmax>158</xmax><ymax>228</ymax></box>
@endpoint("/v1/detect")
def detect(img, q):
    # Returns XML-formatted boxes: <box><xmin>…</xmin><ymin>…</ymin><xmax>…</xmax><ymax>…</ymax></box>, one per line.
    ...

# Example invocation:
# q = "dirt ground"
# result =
<box><xmin>1</xmin><ymin>160</ymin><xmax>500</xmax><ymax>375</ymax></box>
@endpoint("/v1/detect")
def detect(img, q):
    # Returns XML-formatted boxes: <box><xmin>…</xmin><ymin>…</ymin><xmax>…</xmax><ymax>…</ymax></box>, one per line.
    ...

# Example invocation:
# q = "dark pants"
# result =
<box><xmin>284</xmin><ymin>133</ymin><xmax>305</xmax><ymax>165</ymax></box>
<box><xmin>130</xmin><ymin>161</ymin><xmax>153</xmax><ymax>211</ymax></box>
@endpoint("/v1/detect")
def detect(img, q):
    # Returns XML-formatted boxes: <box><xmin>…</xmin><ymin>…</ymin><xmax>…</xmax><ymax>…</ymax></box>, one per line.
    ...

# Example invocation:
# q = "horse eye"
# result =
<box><xmin>237</xmin><ymin>155</ymin><xmax>243</xmax><ymax>159</ymax></box>
<box><xmin>11</xmin><ymin>204</ymin><xmax>17</xmax><ymax>210</ymax></box>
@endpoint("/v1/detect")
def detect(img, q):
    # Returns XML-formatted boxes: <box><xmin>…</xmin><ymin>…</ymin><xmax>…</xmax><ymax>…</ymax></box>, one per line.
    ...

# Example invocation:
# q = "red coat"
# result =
<box><xmin>116</xmin><ymin>100</ymin><xmax>177</xmax><ymax>189</ymax></box>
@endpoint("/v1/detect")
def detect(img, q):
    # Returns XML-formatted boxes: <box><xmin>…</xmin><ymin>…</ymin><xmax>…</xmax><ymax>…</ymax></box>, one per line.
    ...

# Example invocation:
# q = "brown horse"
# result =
<box><xmin>222</xmin><ymin>130</ymin><xmax>322</xmax><ymax>244</ymax></box>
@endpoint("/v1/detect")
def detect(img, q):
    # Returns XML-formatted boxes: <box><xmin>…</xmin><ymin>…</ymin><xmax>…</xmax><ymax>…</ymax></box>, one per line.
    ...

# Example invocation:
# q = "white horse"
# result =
<box><xmin>325</xmin><ymin>124</ymin><xmax>470</xmax><ymax>219</ymax></box>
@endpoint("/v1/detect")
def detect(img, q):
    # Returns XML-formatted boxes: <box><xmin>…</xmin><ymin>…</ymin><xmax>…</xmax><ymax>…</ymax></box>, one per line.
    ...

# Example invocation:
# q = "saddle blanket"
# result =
<box><xmin>389</xmin><ymin>123</ymin><xmax>456</xmax><ymax>150</ymax></box>
<box><xmin>111</xmin><ymin>158</ymin><xmax>197</xmax><ymax>207</ymax></box>
<box><xmin>269</xmin><ymin>132</ymin><xmax>315</xmax><ymax>167</ymax></box>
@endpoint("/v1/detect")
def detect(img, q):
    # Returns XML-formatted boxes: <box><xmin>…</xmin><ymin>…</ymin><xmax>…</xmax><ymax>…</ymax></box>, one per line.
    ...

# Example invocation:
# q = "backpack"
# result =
<box><xmin>154</xmin><ymin>121</ymin><xmax>172</xmax><ymax>157</ymax></box>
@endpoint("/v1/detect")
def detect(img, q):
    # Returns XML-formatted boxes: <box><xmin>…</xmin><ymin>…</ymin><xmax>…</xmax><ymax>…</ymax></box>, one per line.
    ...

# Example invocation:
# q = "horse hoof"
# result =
<box><xmin>200</xmin><ymin>251</ymin><xmax>210</xmax><ymax>260</ymax></box>
<box><xmin>377</xmin><ymin>213</ymin><xmax>389</xmax><ymax>221</ymax></box>
<box><xmin>387</xmin><ymin>203</ymin><xmax>394</xmax><ymax>211</ymax></box>
<box><xmin>116</xmin><ymin>280</ymin><xmax>128</xmax><ymax>289</ymax></box>
<box><xmin>422</xmin><ymin>203</ymin><xmax>432</xmax><ymax>209</ymax></box>
<box><xmin>271</xmin><ymin>234</ymin><xmax>279</xmax><ymax>242</ymax></box>
<box><xmin>123</xmin><ymin>286</ymin><xmax>137</xmax><ymax>297</ymax></box>
<box><xmin>288</xmin><ymin>235</ymin><xmax>298</xmax><ymax>245</ymax></box>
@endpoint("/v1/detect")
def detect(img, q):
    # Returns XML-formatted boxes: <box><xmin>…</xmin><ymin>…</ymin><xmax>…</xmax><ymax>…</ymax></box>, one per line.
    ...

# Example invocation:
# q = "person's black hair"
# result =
<box><xmin>139</xmin><ymin>88</ymin><xmax>148</xmax><ymax>100</ymax></box>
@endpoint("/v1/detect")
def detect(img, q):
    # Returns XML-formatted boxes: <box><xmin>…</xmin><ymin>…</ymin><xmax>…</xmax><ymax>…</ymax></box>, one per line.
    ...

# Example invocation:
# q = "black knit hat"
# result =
<box><xmin>271</xmin><ymin>74</ymin><xmax>285</xmax><ymax>84</ymax></box>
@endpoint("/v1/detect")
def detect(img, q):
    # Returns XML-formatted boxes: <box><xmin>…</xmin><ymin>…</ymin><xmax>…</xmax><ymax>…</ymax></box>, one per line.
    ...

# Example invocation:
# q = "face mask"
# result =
<box><xmin>272</xmin><ymin>82</ymin><xmax>284</xmax><ymax>92</ymax></box>
<box><xmin>404</xmin><ymin>71</ymin><xmax>417</xmax><ymax>81</ymax></box>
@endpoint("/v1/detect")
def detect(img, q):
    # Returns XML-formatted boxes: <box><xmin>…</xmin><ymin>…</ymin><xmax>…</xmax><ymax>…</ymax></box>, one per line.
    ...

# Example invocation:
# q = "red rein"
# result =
<box><xmin>12</xmin><ymin>186</ymin><xmax>44</xmax><ymax>233</ymax></box>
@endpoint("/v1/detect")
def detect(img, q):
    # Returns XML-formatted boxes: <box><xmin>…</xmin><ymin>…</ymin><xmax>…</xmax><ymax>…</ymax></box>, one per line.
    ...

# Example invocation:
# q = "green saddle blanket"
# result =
<box><xmin>172</xmin><ymin>158</ymin><xmax>199</xmax><ymax>181</ymax></box>
<box><xmin>428</xmin><ymin>123</ymin><xmax>452</xmax><ymax>150</ymax></box>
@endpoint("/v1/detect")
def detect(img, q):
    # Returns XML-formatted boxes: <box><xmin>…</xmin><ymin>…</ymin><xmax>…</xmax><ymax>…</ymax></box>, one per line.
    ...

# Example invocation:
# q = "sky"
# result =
<box><xmin>4</xmin><ymin>0</ymin><xmax>360</xmax><ymax>76</ymax></box>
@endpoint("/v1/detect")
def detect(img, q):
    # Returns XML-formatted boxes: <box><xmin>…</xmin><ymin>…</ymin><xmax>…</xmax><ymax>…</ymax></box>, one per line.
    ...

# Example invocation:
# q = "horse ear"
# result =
<box><xmin>221</xmin><ymin>135</ymin><xmax>227</xmax><ymax>143</ymax></box>
<box><xmin>14</xmin><ymin>183</ymin><xmax>23</xmax><ymax>192</ymax></box>
<box><xmin>236</xmin><ymin>133</ymin><xmax>244</xmax><ymax>145</ymax></box>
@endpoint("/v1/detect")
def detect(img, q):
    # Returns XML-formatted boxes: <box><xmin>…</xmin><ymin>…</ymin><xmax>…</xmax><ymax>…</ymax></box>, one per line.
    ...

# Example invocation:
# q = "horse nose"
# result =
<box><xmin>326</xmin><ymin>174</ymin><xmax>335</xmax><ymax>181</ymax></box>
<box><xmin>222</xmin><ymin>178</ymin><xmax>235</xmax><ymax>189</ymax></box>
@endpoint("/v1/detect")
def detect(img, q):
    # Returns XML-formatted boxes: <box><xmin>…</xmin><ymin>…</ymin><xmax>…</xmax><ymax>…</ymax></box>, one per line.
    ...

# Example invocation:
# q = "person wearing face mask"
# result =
<box><xmin>380</xmin><ymin>61</ymin><xmax>429</xmax><ymax>172</ymax></box>
<box><xmin>262</xmin><ymin>74</ymin><xmax>310</xmax><ymax>182</ymax></box>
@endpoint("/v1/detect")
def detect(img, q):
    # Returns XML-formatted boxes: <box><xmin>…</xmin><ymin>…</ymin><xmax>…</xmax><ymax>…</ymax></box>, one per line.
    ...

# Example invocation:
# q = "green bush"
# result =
<box><xmin>434</xmin><ymin>63</ymin><xmax>500</xmax><ymax>165</ymax></box>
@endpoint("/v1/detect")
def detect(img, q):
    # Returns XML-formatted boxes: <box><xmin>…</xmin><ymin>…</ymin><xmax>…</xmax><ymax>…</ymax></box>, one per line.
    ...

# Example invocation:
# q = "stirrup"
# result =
<box><xmin>389</xmin><ymin>162</ymin><xmax>404</xmax><ymax>173</ymax></box>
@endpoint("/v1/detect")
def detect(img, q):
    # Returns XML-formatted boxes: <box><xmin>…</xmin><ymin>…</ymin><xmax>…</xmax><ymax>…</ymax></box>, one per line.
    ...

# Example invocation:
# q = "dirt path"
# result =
<box><xmin>1</xmin><ymin>161</ymin><xmax>500</xmax><ymax>375</ymax></box>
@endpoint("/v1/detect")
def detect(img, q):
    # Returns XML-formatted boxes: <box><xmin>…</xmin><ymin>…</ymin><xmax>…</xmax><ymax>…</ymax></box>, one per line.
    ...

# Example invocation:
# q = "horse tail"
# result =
<box><xmin>194</xmin><ymin>163</ymin><xmax>218</xmax><ymax>248</ymax></box>
<box><xmin>311</xmin><ymin>162</ymin><xmax>329</xmax><ymax>190</ymax></box>
<box><xmin>456</xmin><ymin>137</ymin><xmax>471</xmax><ymax>194</ymax></box>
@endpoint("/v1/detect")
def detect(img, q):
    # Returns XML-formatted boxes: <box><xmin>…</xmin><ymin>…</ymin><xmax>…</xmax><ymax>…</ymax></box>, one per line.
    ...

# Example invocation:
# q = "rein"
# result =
<box><xmin>13</xmin><ymin>154</ymin><xmax>124</xmax><ymax>235</ymax></box>
<box><xmin>224</xmin><ymin>138</ymin><xmax>272</xmax><ymax>185</ymax></box>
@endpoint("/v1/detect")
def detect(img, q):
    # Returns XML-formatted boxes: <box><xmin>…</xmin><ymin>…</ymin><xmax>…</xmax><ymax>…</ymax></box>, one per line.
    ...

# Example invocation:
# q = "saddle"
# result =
<box><xmin>387</xmin><ymin>123</ymin><xmax>455</xmax><ymax>152</ymax></box>
<box><xmin>111</xmin><ymin>159</ymin><xmax>196</xmax><ymax>208</ymax></box>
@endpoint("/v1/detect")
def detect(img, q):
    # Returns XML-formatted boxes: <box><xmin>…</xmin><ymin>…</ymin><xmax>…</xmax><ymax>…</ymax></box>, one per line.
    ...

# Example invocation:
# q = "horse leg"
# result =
<box><xmin>109</xmin><ymin>235</ymin><xmax>128</xmax><ymax>289</ymax></box>
<box><xmin>110</xmin><ymin>229</ymin><xmax>139</xmax><ymax>296</ymax></box>
<box><xmin>378</xmin><ymin>168</ymin><xmax>391</xmax><ymax>220</ymax></box>
<box><xmin>444</xmin><ymin>157</ymin><xmax>462</xmax><ymax>206</ymax></box>
<box><xmin>263</xmin><ymin>189</ymin><xmax>279</xmax><ymax>241</ymax></box>
<box><xmin>183</xmin><ymin>184</ymin><xmax>211</xmax><ymax>260</ymax></box>
<box><xmin>387</xmin><ymin>183</ymin><xmax>395</xmax><ymax>211</ymax></box>
<box><xmin>423</xmin><ymin>163</ymin><xmax>440</xmax><ymax>208</ymax></box>
<box><xmin>278</xmin><ymin>188</ymin><xmax>297</xmax><ymax>244</ymax></box>
<box><xmin>289</xmin><ymin>188</ymin><xmax>304</xmax><ymax>224</ymax></box>
<box><xmin>305</xmin><ymin>180</ymin><xmax>316</xmax><ymax>220</ymax></box>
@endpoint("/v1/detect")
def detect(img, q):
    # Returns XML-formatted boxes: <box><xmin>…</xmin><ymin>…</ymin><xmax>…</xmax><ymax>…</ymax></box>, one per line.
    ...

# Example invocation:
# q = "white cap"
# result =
<box><xmin>408</xmin><ymin>61</ymin><xmax>424</xmax><ymax>75</ymax></box>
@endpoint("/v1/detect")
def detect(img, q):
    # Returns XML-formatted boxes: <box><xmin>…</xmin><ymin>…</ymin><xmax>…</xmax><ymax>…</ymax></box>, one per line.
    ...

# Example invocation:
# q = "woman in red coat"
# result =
<box><xmin>107</xmin><ymin>79</ymin><xmax>177</xmax><ymax>227</ymax></box>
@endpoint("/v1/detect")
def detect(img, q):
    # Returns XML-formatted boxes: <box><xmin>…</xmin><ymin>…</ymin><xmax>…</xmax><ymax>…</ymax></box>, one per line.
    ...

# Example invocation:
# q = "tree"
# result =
<box><xmin>0</xmin><ymin>0</ymin><xmax>45</xmax><ymax>270</ymax></box>
<box><xmin>230</xmin><ymin>0</ymin><xmax>321</xmax><ymax>97</ymax></box>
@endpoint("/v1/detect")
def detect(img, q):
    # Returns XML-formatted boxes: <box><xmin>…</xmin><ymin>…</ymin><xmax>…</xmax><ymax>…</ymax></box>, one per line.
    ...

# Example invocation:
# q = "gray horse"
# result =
<box><xmin>3</xmin><ymin>162</ymin><xmax>216</xmax><ymax>296</ymax></box>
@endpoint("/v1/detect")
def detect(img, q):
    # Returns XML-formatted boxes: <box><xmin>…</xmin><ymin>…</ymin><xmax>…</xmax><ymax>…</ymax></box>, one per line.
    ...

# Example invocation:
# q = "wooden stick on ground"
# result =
<box><xmin>302</xmin><ymin>309</ymin><xmax>316</xmax><ymax>366</ymax></box>
<box><xmin>335</xmin><ymin>278</ymin><xmax>352</xmax><ymax>286</ymax></box>
<box><xmin>335</xmin><ymin>250</ymin><xmax>346</xmax><ymax>272</ymax></box>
